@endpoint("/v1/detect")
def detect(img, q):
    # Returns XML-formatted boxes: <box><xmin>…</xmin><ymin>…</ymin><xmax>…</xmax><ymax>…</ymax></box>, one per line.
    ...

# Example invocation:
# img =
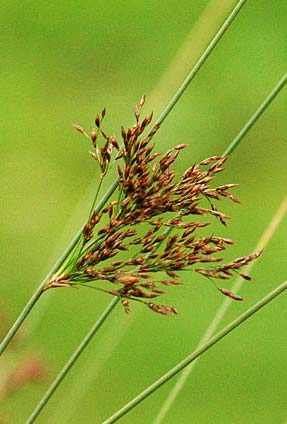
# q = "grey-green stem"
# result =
<box><xmin>0</xmin><ymin>178</ymin><xmax>119</xmax><ymax>356</ymax></box>
<box><xmin>153</xmin><ymin>191</ymin><xmax>287</xmax><ymax>423</ymax></box>
<box><xmin>155</xmin><ymin>0</ymin><xmax>249</xmax><ymax>126</ymax></box>
<box><xmin>26</xmin><ymin>296</ymin><xmax>119</xmax><ymax>424</ymax></box>
<box><xmin>223</xmin><ymin>72</ymin><xmax>287</xmax><ymax>157</ymax></box>
<box><xmin>102</xmin><ymin>279</ymin><xmax>287</xmax><ymax>424</ymax></box>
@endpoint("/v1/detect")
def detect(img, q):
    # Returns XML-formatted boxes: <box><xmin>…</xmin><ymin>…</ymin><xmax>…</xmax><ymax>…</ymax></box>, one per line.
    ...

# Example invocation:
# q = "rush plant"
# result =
<box><xmin>0</xmin><ymin>0</ymin><xmax>250</xmax><ymax>355</ymax></box>
<box><xmin>26</xmin><ymin>74</ymin><xmax>286</xmax><ymax>423</ymax></box>
<box><xmin>46</xmin><ymin>96</ymin><xmax>261</xmax><ymax>316</ymax></box>
<box><xmin>1</xmin><ymin>1</ymin><xmax>286</xmax><ymax>423</ymax></box>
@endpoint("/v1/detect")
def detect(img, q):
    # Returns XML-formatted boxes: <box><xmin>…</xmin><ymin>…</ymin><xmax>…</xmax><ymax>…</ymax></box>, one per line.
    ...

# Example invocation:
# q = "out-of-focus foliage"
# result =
<box><xmin>1</xmin><ymin>1</ymin><xmax>286</xmax><ymax>423</ymax></box>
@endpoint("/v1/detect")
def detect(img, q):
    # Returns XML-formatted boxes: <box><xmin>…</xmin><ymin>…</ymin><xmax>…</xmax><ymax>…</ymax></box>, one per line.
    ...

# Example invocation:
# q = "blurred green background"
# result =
<box><xmin>1</xmin><ymin>0</ymin><xmax>286</xmax><ymax>423</ymax></box>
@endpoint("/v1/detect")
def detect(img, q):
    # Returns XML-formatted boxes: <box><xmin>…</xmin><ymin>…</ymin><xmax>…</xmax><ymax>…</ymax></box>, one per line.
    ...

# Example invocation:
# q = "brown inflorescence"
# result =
<box><xmin>51</xmin><ymin>96</ymin><xmax>261</xmax><ymax>315</ymax></box>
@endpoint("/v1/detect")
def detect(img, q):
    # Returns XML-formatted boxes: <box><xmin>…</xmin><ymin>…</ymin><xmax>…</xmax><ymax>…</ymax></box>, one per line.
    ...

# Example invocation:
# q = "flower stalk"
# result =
<box><xmin>153</xmin><ymin>191</ymin><xmax>287</xmax><ymax>423</ymax></box>
<box><xmin>26</xmin><ymin>297</ymin><xmax>119</xmax><ymax>424</ymax></box>
<box><xmin>102</xmin><ymin>278</ymin><xmax>287</xmax><ymax>424</ymax></box>
<box><xmin>0</xmin><ymin>180</ymin><xmax>119</xmax><ymax>356</ymax></box>
<box><xmin>223</xmin><ymin>72</ymin><xmax>287</xmax><ymax>157</ymax></box>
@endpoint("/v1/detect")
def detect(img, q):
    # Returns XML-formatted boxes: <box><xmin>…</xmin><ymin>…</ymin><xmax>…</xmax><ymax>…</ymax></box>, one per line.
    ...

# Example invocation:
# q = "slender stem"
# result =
<box><xmin>0</xmin><ymin>228</ymin><xmax>81</xmax><ymax>356</ymax></box>
<box><xmin>88</xmin><ymin>175</ymin><xmax>104</xmax><ymax>219</ymax></box>
<box><xmin>26</xmin><ymin>296</ymin><xmax>119</xmax><ymax>424</ymax></box>
<box><xmin>0</xmin><ymin>0</ymin><xmax>249</xmax><ymax>357</ymax></box>
<box><xmin>223</xmin><ymin>72</ymin><xmax>287</xmax><ymax>156</ymax></box>
<box><xmin>150</xmin><ymin>0</ymin><xmax>235</xmax><ymax>107</ymax></box>
<box><xmin>0</xmin><ymin>178</ymin><xmax>119</xmax><ymax>356</ymax></box>
<box><xmin>102</xmin><ymin>279</ymin><xmax>287</xmax><ymax>424</ymax></box>
<box><xmin>109</xmin><ymin>72</ymin><xmax>287</xmax><ymax>422</ymax></box>
<box><xmin>153</xmin><ymin>192</ymin><xmax>287</xmax><ymax>424</ymax></box>
<box><xmin>155</xmin><ymin>0</ymin><xmax>248</xmax><ymax>126</ymax></box>
<box><xmin>151</xmin><ymin>73</ymin><xmax>287</xmax><ymax>423</ymax></box>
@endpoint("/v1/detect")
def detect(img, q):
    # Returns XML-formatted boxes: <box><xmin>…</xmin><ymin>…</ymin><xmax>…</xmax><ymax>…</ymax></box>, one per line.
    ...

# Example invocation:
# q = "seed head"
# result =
<box><xmin>52</xmin><ymin>96</ymin><xmax>261</xmax><ymax>316</ymax></box>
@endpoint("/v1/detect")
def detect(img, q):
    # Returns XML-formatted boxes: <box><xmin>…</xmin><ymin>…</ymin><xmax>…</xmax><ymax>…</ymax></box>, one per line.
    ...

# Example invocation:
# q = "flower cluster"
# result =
<box><xmin>48</xmin><ymin>96</ymin><xmax>261</xmax><ymax>315</ymax></box>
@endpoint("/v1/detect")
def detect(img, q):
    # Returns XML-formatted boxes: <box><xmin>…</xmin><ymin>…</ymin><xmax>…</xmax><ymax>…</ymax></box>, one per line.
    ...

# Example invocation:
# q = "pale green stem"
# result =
<box><xmin>155</xmin><ymin>0</ymin><xmax>248</xmax><ymax>125</ymax></box>
<box><xmin>0</xmin><ymin>0</ymin><xmax>249</xmax><ymax>357</ymax></box>
<box><xmin>153</xmin><ymin>192</ymin><xmax>287</xmax><ymax>424</ymax></box>
<box><xmin>150</xmin><ymin>0</ymin><xmax>237</xmax><ymax>108</ymax></box>
<box><xmin>88</xmin><ymin>174</ymin><xmax>104</xmax><ymax>219</ymax></box>
<box><xmin>102</xmin><ymin>279</ymin><xmax>287</xmax><ymax>424</ymax></box>
<box><xmin>25</xmin><ymin>296</ymin><xmax>119</xmax><ymax>424</ymax></box>
<box><xmin>48</xmin><ymin>307</ymin><xmax>129</xmax><ymax>424</ymax></box>
<box><xmin>223</xmin><ymin>72</ymin><xmax>287</xmax><ymax>156</ymax></box>
<box><xmin>0</xmin><ymin>178</ymin><xmax>119</xmax><ymax>356</ymax></box>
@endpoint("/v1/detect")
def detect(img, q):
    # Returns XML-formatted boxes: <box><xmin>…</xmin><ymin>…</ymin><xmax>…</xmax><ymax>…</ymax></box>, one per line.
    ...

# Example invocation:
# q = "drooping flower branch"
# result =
<box><xmin>46</xmin><ymin>96</ymin><xmax>261</xmax><ymax>315</ymax></box>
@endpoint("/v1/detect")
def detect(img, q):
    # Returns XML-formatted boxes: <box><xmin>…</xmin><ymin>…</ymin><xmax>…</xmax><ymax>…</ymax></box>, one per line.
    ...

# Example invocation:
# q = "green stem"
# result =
<box><xmin>88</xmin><ymin>175</ymin><xmax>104</xmax><ymax>219</ymax></box>
<box><xmin>149</xmin><ymin>73</ymin><xmax>287</xmax><ymax>423</ymax></box>
<box><xmin>149</xmin><ymin>72</ymin><xmax>287</xmax><ymax>281</ymax></box>
<box><xmin>26</xmin><ymin>296</ymin><xmax>119</xmax><ymax>424</ymax></box>
<box><xmin>0</xmin><ymin>228</ymin><xmax>81</xmax><ymax>356</ymax></box>
<box><xmin>155</xmin><ymin>0</ymin><xmax>248</xmax><ymax>126</ymax></box>
<box><xmin>153</xmin><ymin>192</ymin><xmax>287</xmax><ymax>424</ymax></box>
<box><xmin>223</xmin><ymin>72</ymin><xmax>287</xmax><ymax>156</ymax></box>
<box><xmin>0</xmin><ymin>178</ymin><xmax>119</xmax><ymax>356</ymax></box>
<box><xmin>102</xmin><ymin>279</ymin><xmax>287</xmax><ymax>424</ymax></box>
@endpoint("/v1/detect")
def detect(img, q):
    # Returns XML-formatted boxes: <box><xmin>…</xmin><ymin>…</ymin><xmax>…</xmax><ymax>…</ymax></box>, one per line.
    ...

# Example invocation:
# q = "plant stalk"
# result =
<box><xmin>0</xmin><ymin>178</ymin><xmax>119</xmax><ymax>356</ymax></box>
<box><xmin>26</xmin><ymin>296</ymin><xmax>119</xmax><ymax>424</ymax></box>
<box><xmin>151</xmin><ymin>72</ymin><xmax>287</xmax><ymax>424</ymax></box>
<box><xmin>102</xmin><ymin>279</ymin><xmax>287</xmax><ymax>424</ymax></box>
<box><xmin>155</xmin><ymin>0</ymin><xmax>248</xmax><ymax>126</ymax></box>
<box><xmin>153</xmin><ymin>192</ymin><xmax>287</xmax><ymax>424</ymax></box>
<box><xmin>223</xmin><ymin>72</ymin><xmax>287</xmax><ymax>156</ymax></box>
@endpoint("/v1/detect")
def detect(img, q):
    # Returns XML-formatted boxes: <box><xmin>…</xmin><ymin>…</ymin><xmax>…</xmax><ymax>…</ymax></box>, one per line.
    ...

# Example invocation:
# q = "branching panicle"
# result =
<box><xmin>53</xmin><ymin>97</ymin><xmax>261</xmax><ymax>315</ymax></box>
